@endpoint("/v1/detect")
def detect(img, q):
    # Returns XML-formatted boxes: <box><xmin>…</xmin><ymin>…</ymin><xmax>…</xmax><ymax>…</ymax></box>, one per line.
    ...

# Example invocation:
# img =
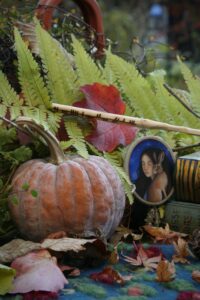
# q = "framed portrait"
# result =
<box><xmin>124</xmin><ymin>136</ymin><xmax>176</xmax><ymax>206</ymax></box>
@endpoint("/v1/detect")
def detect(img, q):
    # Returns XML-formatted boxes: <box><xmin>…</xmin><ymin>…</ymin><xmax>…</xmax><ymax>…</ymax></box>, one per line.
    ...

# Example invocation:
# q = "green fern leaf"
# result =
<box><xmin>103</xmin><ymin>151</ymin><xmax>134</xmax><ymax>203</ymax></box>
<box><xmin>150</xmin><ymin>71</ymin><xmax>194</xmax><ymax>127</ymax></box>
<box><xmin>10</xmin><ymin>106</ymin><xmax>21</xmax><ymax>120</ymax></box>
<box><xmin>0</xmin><ymin>104</ymin><xmax>7</xmax><ymax>118</ymax></box>
<box><xmin>178</xmin><ymin>57</ymin><xmax>200</xmax><ymax>114</ymax></box>
<box><xmin>0</xmin><ymin>71</ymin><xmax>20</xmax><ymax>106</ymax></box>
<box><xmin>35</xmin><ymin>21</ymin><xmax>80</xmax><ymax>105</ymax></box>
<box><xmin>64</xmin><ymin>119</ymin><xmax>89</xmax><ymax>158</ymax></box>
<box><xmin>72</xmin><ymin>36</ymin><xmax>105</xmax><ymax>86</ymax></box>
<box><xmin>47</xmin><ymin>111</ymin><xmax>62</xmax><ymax>133</ymax></box>
<box><xmin>105</xmin><ymin>51</ymin><xmax>159</xmax><ymax>120</ymax></box>
<box><xmin>14</xmin><ymin>27</ymin><xmax>51</xmax><ymax>109</ymax></box>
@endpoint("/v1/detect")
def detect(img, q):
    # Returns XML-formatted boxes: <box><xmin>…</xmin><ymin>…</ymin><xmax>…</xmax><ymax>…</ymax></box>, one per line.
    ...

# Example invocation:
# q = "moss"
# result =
<box><xmin>69</xmin><ymin>278</ymin><xmax>107</xmax><ymax>299</ymax></box>
<box><xmin>121</xmin><ymin>283</ymin><xmax>157</xmax><ymax>297</ymax></box>
<box><xmin>108</xmin><ymin>296</ymin><xmax>147</xmax><ymax>300</ymax></box>
<box><xmin>183</xmin><ymin>264</ymin><xmax>200</xmax><ymax>272</ymax></box>
<box><xmin>163</xmin><ymin>279</ymin><xmax>197</xmax><ymax>291</ymax></box>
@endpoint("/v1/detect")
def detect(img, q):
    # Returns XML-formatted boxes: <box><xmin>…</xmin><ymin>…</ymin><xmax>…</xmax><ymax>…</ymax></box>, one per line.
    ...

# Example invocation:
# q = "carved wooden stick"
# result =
<box><xmin>52</xmin><ymin>103</ymin><xmax>200</xmax><ymax>136</ymax></box>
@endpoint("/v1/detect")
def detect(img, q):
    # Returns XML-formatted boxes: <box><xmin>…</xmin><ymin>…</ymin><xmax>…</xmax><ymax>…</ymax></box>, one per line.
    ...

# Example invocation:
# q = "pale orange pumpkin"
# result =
<box><xmin>9</xmin><ymin>118</ymin><xmax>125</xmax><ymax>241</ymax></box>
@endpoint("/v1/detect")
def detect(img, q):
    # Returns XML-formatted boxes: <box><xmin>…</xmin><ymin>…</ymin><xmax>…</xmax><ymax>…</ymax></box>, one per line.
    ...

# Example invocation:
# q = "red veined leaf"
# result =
<box><xmin>22</xmin><ymin>291</ymin><xmax>58</xmax><ymax>300</ymax></box>
<box><xmin>74</xmin><ymin>83</ymin><xmax>138</xmax><ymax>152</ymax></box>
<box><xmin>90</xmin><ymin>266</ymin><xmax>132</xmax><ymax>285</ymax></box>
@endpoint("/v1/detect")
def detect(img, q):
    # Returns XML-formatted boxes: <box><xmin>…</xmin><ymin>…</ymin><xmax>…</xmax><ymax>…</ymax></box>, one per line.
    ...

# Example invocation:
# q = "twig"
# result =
<box><xmin>52</xmin><ymin>103</ymin><xmax>200</xmax><ymax>137</ymax></box>
<box><xmin>163</xmin><ymin>83</ymin><xmax>200</xmax><ymax>119</ymax></box>
<box><xmin>173</xmin><ymin>142</ymin><xmax>200</xmax><ymax>152</ymax></box>
<box><xmin>0</xmin><ymin>116</ymin><xmax>31</xmax><ymax>136</ymax></box>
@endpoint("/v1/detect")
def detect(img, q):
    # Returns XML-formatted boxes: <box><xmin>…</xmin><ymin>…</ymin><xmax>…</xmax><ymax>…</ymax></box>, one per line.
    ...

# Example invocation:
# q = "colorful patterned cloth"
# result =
<box><xmin>59</xmin><ymin>244</ymin><xmax>200</xmax><ymax>300</ymax></box>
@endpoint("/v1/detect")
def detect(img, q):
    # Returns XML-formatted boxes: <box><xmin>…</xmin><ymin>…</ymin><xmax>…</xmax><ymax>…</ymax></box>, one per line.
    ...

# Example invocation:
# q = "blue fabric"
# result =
<box><xmin>58</xmin><ymin>244</ymin><xmax>200</xmax><ymax>300</ymax></box>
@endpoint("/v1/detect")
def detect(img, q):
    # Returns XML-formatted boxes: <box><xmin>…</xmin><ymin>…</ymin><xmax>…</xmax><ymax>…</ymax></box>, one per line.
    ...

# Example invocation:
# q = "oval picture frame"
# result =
<box><xmin>124</xmin><ymin>136</ymin><xmax>176</xmax><ymax>206</ymax></box>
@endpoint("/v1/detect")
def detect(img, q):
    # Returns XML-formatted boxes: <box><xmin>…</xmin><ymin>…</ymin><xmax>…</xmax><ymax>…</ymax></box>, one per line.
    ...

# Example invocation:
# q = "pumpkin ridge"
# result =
<box><xmin>90</xmin><ymin>158</ymin><xmax>116</xmax><ymax>236</ymax></box>
<box><xmin>54</xmin><ymin>164</ymin><xmax>66</xmax><ymax>232</ymax></box>
<box><xmin>67</xmin><ymin>160</ymin><xmax>93</xmax><ymax>234</ymax></box>
<box><xmin>56</xmin><ymin>162</ymin><xmax>75</xmax><ymax>232</ymax></box>
<box><xmin>71</xmin><ymin>159</ymin><xmax>95</xmax><ymax>235</ymax></box>
<box><xmin>90</xmin><ymin>156</ymin><xmax>125</xmax><ymax>236</ymax></box>
<box><xmin>37</xmin><ymin>164</ymin><xmax>60</xmax><ymax>239</ymax></box>
<box><xmin>73</xmin><ymin>157</ymin><xmax>114</xmax><ymax>237</ymax></box>
<box><xmin>10</xmin><ymin>161</ymin><xmax>47</xmax><ymax>238</ymax></box>
<box><xmin>23</xmin><ymin>162</ymin><xmax>49</xmax><ymax>240</ymax></box>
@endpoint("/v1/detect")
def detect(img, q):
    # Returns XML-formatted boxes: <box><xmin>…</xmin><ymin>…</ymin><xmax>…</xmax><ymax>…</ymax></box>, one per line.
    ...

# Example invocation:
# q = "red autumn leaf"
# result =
<box><xmin>128</xmin><ymin>286</ymin><xmax>143</xmax><ymax>296</ymax></box>
<box><xmin>177</xmin><ymin>291</ymin><xmax>200</xmax><ymax>300</ymax></box>
<box><xmin>74</xmin><ymin>83</ymin><xmax>138</xmax><ymax>152</ymax></box>
<box><xmin>90</xmin><ymin>266</ymin><xmax>131</xmax><ymax>285</ymax></box>
<box><xmin>22</xmin><ymin>291</ymin><xmax>58</xmax><ymax>300</ymax></box>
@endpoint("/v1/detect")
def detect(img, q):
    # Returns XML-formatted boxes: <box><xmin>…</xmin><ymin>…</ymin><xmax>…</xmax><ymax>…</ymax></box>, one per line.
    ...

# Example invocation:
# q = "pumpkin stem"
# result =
<box><xmin>16</xmin><ymin>117</ymin><xmax>66</xmax><ymax>165</ymax></box>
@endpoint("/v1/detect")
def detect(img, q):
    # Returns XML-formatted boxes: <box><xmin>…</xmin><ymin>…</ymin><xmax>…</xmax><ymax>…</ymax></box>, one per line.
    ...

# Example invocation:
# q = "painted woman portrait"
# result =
<box><xmin>125</xmin><ymin>137</ymin><xmax>175</xmax><ymax>206</ymax></box>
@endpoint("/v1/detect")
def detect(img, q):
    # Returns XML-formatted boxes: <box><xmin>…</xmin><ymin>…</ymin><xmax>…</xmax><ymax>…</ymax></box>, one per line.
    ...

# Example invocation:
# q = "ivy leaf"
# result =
<box><xmin>31</xmin><ymin>190</ymin><xmax>38</xmax><ymax>198</ymax></box>
<box><xmin>0</xmin><ymin>264</ymin><xmax>16</xmax><ymax>295</ymax></box>
<box><xmin>21</xmin><ymin>182</ymin><xmax>30</xmax><ymax>191</ymax></box>
<box><xmin>74</xmin><ymin>83</ymin><xmax>138</xmax><ymax>152</ymax></box>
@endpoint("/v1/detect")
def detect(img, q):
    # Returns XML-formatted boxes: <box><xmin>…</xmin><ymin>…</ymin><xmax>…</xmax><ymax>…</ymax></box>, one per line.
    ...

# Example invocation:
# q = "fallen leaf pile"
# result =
<box><xmin>143</xmin><ymin>223</ymin><xmax>187</xmax><ymax>244</ymax></box>
<box><xmin>0</xmin><ymin>224</ymin><xmax>198</xmax><ymax>298</ymax></box>
<box><xmin>0</xmin><ymin>236</ymin><xmax>106</xmax><ymax>297</ymax></box>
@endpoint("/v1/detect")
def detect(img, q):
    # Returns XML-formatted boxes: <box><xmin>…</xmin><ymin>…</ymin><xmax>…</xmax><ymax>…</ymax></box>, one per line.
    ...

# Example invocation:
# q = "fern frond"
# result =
<box><xmin>178</xmin><ymin>57</ymin><xmax>200</xmax><ymax>114</ymax></box>
<box><xmin>14</xmin><ymin>27</ymin><xmax>51</xmax><ymax>109</ymax></box>
<box><xmin>103</xmin><ymin>151</ymin><xmax>134</xmax><ymax>204</ymax></box>
<box><xmin>21</xmin><ymin>107</ymin><xmax>48</xmax><ymax>129</ymax></box>
<box><xmin>47</xmin><ymin>111</ymin><xmax>62</xmax><ymax>133</ymax></box>
<box><xmin>105</xmin><ymin>51</ymin><xmax>159</xmax><ymax>120</ymax></box>
<box><xmin>35</xmin><ymin>21</ymin><xmax>80</xmax><ymax>105</ymax></box>
<box><xmin>64</xmin><ymin>119</ymin><xmax>89</xmax><ymax>158</ymax></box>
<box><xmin>150</xmin><ymin>72</ymin><xmax>187</xmax><ymax>124</ymax></box>
<box><xmin>0</xmin><ymin>105</ymin><xmax>7</xmax><ymax>118</ymax></box>
<box><xmin>103</xmin><ymin>58</ymin><xmax>116</xmax><ymax>85</ymax></box>
<box><xmin>0</xmin><ymin>71</ymin><xmax>20</xmax><ymax>106</ymax></box>
<box><xmin>72</xmin><ymin>36</ymin><xmax>105</xmax><ymax>86</ymax></box>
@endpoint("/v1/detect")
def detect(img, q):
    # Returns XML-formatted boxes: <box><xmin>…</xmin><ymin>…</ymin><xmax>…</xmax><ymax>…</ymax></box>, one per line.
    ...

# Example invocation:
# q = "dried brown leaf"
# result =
<box><xmin>156</xmin><ymin>260</ymin><xmax>176</xmax><ymax>282</ymax></box>
<box><xmin>108</xmin><ymin>247</ymin><xmax>119</xmax><ymax>265</ymax></box>
<box><xmin>192</xmin><ymin>270</ymin><xmax>200</xmax><ymax>283</ymax></box>
<box><xmin>41</xmin><ymin>237</ymin><xmax>97</xmax><ymax>252</ymax></box>
<box><xmin>0</xmin><ymin>239</ymin><xmax>41</xmax><ymax>264</ymax></box>
<box><xmin>110</xmin><ymin>226</ymin><xmax>143</xmax><ymax>245</ymax></box>
<box><xmin>143</xmin><ymin>224</ymin><xmax>187</xmax><ymax>244</ymax></box>
<box><xmin>173</xmin><ymin>238</ymin><xmax>190</xmax><ymax>264</ymax></box>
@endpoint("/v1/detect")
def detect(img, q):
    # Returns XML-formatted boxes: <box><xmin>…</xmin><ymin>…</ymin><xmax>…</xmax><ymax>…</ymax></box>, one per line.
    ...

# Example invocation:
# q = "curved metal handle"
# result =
<box><xmin>35</xmin><ymin>0</ymin><xmax>105</xmax><ymax>58</ymax></box>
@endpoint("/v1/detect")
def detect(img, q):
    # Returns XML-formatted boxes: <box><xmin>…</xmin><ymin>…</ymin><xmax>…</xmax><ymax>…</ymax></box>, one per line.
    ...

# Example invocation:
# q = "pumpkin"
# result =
<box><xmin>9</xmin><ymin>117</ymin><xmax>125</xmax><ymax>242</ymax></box>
